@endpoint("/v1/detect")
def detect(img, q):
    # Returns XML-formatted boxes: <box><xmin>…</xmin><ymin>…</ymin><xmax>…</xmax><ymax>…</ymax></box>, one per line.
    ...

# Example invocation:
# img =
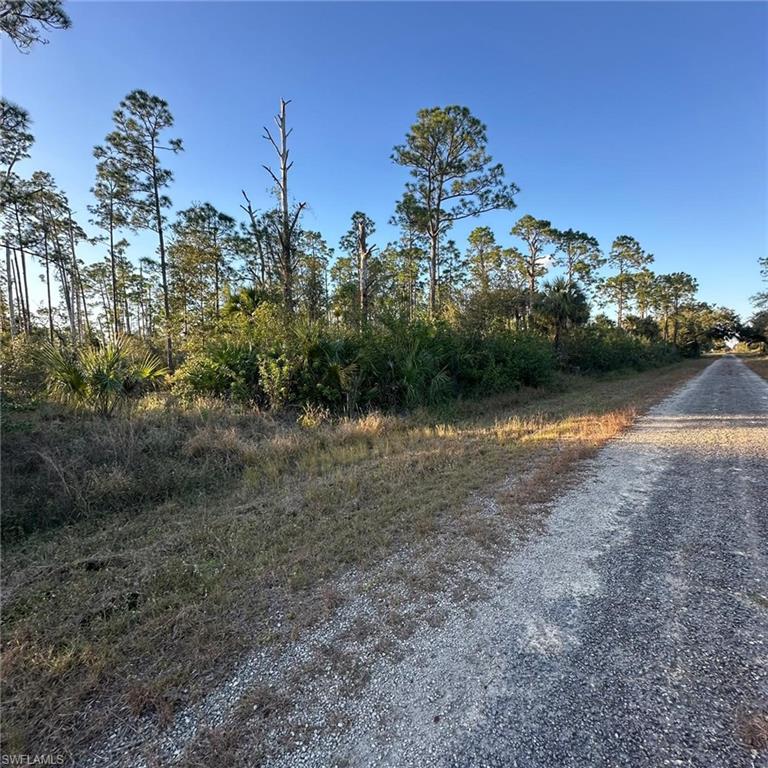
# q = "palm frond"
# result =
<box><xmin>39</xmin><ymin>337</ymin><xmax>167</xmax><ymax>416</ymax></box>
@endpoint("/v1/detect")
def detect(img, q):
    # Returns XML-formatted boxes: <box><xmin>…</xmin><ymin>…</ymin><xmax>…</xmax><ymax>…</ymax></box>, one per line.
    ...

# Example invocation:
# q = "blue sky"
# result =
<box><xmin>4</xmin><ymin>1</ymin><xmax>767</xmax><ymax>317</ymax></box>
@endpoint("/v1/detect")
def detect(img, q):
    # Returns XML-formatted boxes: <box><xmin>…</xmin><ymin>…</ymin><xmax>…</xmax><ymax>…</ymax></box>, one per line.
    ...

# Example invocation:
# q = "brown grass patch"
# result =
<box><xmin>743</xmin><ymin>355</ymin><xmax>768</xmax><ymax>381</ymax></box>
<box><xmin>1</xmin><ymin>358</ymin><xmax>711</xmax><ymax>759</ymax></box>
<box><xmin>125</xmin><ymin>680</ymin><xmax>177</xmax><ymax>726</ymax></box>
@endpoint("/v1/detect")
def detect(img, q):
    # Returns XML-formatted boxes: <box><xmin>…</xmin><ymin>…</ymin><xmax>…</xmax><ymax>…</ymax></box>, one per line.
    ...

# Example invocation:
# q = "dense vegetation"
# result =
<box><xmin>2</xmin><ymin>86</ymin><xmax>754</xmax><ymax>416</ymax></box>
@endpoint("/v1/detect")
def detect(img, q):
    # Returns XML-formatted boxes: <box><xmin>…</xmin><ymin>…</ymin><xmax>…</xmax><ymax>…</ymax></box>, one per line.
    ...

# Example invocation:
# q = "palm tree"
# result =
<box><xmin>221</xmin><ymin>286</ymin><xmax>274</xmax><ymax>320</ymax></box>
<box><xmin>535</xmin><ymin>278</ymin><xmax>590</xmax><ymax>350</ymax></box>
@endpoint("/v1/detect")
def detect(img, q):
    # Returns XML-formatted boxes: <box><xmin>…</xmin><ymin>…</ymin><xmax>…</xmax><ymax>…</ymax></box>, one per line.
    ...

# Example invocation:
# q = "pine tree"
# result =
<box><xmin>90</xmin><ymin>144</ymin><xmax>133</xmax><ymax>338</ymax></box>
<box><xmin>105</xmin><ymin>90</ymin><xmax>183</xmax><ymax>369</ymax></box>
<box><xmin>601</xmin><ymin>235</ymin><xmax>654</xmax><ymax>328</ymax></box>
<box><xmin>392</xmin><ymin>106</ymin><xmax>517</xmax><ymax>316</ymax></box>
<box><xmin>510</xmin><ymin>215</ymin><xmax>555</xmax><ymax>316</ymax></box>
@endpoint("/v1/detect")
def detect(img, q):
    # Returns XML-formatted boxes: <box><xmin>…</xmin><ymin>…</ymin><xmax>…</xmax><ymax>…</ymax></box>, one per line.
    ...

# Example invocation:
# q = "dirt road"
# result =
<box><xmin>263</xmin><ymin>356</ymin><xmax>768</xmax><ymax>768</ymax></box>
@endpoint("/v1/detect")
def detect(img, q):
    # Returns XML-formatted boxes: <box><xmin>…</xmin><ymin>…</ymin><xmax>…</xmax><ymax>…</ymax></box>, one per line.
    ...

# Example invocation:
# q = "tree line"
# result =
<box><xmin>2</xmin><ymin>1</ymin><xmax>764</xmax><ymax>415</ymax></box>
<box><xmin>2</xmin><ymin>91</ymin><xmax>746</xmax><ymax>363</ymax></box>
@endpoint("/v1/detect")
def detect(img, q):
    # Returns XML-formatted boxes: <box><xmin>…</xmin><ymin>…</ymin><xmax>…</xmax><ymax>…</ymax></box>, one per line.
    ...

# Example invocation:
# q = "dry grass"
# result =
<box><xmin>743</xmin><ymin>354</ymin><xmax>768</xmax><ymax>381</ymax></box>
<box><xmin>0</xmin><ymin>358</ymin><xmax>711</xmax><ymax>760</ymax></box>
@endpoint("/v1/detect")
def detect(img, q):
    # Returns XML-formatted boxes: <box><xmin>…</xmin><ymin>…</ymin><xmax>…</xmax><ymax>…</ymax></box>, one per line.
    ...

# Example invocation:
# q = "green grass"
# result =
<box><xmin>0</xmin><ymin>358</ymin><xmax>711</xmax><ymax>758</ymax></box>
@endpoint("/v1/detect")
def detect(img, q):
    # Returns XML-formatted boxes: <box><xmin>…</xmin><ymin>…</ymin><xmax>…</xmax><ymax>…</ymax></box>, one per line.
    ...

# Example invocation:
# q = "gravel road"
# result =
<box><xmin>262</xmin><ymin>356</ymin><xmax>768</xmax><ymax>768</ymax></box>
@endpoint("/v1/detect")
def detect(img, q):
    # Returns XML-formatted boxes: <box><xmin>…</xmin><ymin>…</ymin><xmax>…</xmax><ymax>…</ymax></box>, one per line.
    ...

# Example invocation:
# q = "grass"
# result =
<box><xmin>0</xmin><ymin>358</ymin><xmax>711</xmax><ymax>760</ymax></box>
<box><xmin>742</xmin><ymin>354</ymin><xmax>768</xmax><ymax>380</ymax></box>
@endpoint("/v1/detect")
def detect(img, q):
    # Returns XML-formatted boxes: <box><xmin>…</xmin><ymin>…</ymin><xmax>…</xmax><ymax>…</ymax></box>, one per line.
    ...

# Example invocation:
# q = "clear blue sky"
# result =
<box><xmin>4</xmin><ymin>1</ymin><xmax>767</xmax><ymax>318</ymax></box>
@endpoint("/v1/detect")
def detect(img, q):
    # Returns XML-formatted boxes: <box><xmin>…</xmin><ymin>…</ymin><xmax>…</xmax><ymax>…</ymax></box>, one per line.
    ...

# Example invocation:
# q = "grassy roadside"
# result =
<box><xmin>1</xmin><ymin>358</ymin><xmax>711</xmax><ymax>760</ymax></box>
<box><xmin>742</xmin><ymin>354</ymin><xmax>768</xmax><ymax>380</ymax></box>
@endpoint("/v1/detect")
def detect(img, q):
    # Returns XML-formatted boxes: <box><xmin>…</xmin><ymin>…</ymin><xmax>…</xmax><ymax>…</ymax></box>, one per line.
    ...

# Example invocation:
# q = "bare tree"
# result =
<box><xmin>240</xmin><ymin>189</ymin><xmax>271</xmax><ymax>287</ymax></box>
<box><xmin>262</xmin><ymin>99</ymin><xmax>305</xmax><ymax>313</ymax></box>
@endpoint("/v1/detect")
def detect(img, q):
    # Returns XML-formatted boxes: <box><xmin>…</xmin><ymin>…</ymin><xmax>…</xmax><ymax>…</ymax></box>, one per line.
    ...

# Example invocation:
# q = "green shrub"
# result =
<box><xmin>257</xmin><ymin>353</ymin><xmax>295</xmax><ymax>409</ymax></box>
<box><xmin>560</xmin><ymin>326</ymin><xmax>679</xmax><ymax>373</ymax></box>
<box><xmin>172</xmin><ymin>321</ymin><xmax>558</xmax><ymax>413</ymax></box>
<box><xmin>171</xmin><ymin>318</ymin><xmax>681</xmax><ymax>414</ymax></box>
<box><xmin>457</xmin><ymin>331</ymin><xmax>555</xmax><ymax>394</ymax></box>
<box><xmin>0</xmin><ymin>334</ymin><xmax>49</xmax><ymax>406</ymax></box>
<box><xmin>173</xmin><ymin>342</ymin><xmax>261</xmax><ymax>403</ymax></box>
<box><xmin>39</xmin><ymin>337</ymin><xmax>166</xmax><ymax>416</ymax></box>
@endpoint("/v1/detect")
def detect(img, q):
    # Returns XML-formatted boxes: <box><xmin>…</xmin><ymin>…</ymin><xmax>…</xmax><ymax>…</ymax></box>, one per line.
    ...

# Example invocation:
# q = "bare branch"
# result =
<box><xmin>262</xmin><ymin>128</ymin><xmax>280</xmax><ymax>155</ymax></box>
<box><xmin>288</xmin><ymin>201</ymin><xmax>306</xmax><ymax>235</ymax></box>
<box><xmin>261</xmin><ymin>165</ymin><xmax>282</xmax><ymax>190</ymax></box>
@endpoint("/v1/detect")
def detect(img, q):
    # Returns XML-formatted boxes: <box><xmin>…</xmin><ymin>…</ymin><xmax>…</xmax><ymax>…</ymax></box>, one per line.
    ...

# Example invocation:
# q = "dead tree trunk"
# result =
<box><xmin>263</xmin><ymin>99</ymin><xmax>305</xmax><ymax>315</ymax></box>
<box><xmin>240</xmin><ymin>190</ymin><xmax>268</xmax><ymax>287</ymax></box>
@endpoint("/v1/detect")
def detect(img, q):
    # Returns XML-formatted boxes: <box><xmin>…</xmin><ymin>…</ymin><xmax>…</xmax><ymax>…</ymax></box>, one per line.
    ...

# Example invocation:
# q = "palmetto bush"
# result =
<box><xmin>172</xmin><ymin>318</ymin><xmax>557</xmax><ymax>414</ymax></box>
<box><xmin>39</xmin><ymin>336</ymin><xmax>167</xmax><ymax>416</ymax></box>
<box><xmin>559</xmin><ymin>326</ymin><xmax>679</xmax><ymax>373</ymax></box>
<box><xmin>371</xmin><ymin>321</ymin><xmax>456</xmax><ymax>409</ymax></box>
<box><xmin>172</xmin><ymin>341</ymin><xmax>261</xmax><ymax>403</ymax></box>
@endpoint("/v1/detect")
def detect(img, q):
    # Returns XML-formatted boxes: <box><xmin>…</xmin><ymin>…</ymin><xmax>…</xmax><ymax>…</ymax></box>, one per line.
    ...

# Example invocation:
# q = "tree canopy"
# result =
<box><xmin>0</xmin><ymin>0</ymin><xmax>70</xmax><ymax>51</ymax></box>
<box><xmin>392</xmin><ymin>105</ymin><xmax>518</xmax><ymax>315</ymax></box>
